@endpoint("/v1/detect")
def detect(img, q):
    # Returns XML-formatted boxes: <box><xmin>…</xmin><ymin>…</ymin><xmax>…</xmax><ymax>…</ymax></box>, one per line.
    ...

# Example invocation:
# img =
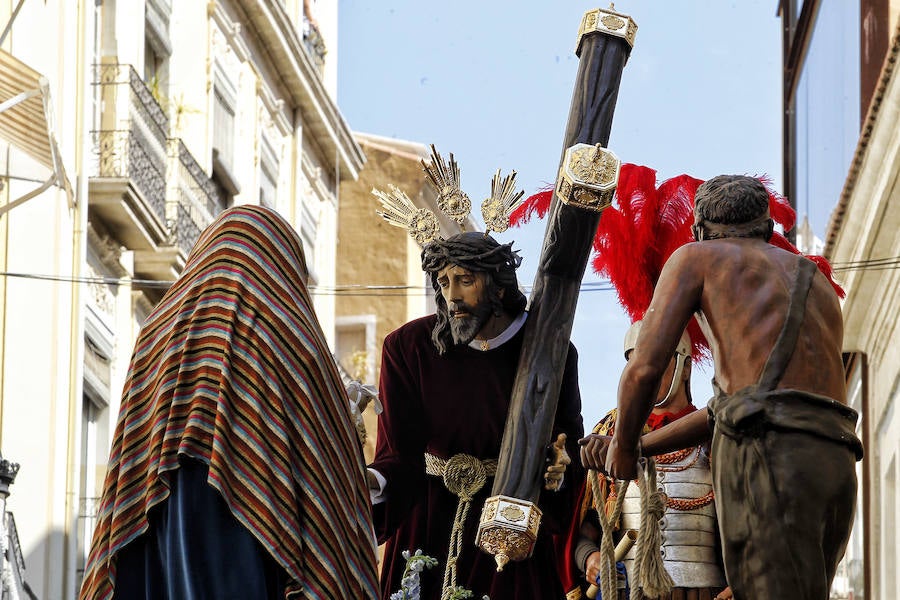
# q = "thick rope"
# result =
<box><xmin>630</xmin><ymin>457</ymin><xmax>674</xmax><ymax>600</ymax></box>
<box><xmin>424</xmin><ymin>452</ymin><xmax>497</xmax><ymax>600</ymax></box>
<box><xmin>591</xmin><ymin>472</ymin><xmax>629</xmax><ymax>600</ymax></box>
<box><xmin>443</xmin><ymin>493</ymin><xmax>473</xmax><ymax>599</ymax></box>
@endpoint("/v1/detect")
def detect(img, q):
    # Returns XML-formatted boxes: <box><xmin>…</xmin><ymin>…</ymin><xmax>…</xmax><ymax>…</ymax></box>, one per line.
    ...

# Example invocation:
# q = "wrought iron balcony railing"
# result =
<box><xmin>0</xmin><ymin>456</ymin><xmax>36</xmax><ymax>599</ymax></box>
<box><xmin>92</xmin><ymin>64</ymin><xmax>169</xmax><ymax>229</ymax></box>
<box><xmin>166</xmin><ymin>139</ymin><xmax>225</xmax><ymax>256</ymax></box>
<box><xmin>303</xmin><ymin>21</ymin><xmax>326</xmax><ymax>76</ymax></box>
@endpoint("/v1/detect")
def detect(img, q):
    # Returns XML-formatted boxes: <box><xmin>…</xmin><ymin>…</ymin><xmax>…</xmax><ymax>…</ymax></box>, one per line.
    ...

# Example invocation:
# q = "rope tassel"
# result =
<box><xmin>424</xmin><ymin>452</ymin><xmax>497</xmax><ymax>600</ymax></box>
<box><xmin>631</xmin><ymin>457</ymin><xmax>674</xmax><ymax>599</ymax></box>
<box><xmin>591</xmin><ymin>474</ymin><xmax>629</xmax><ymax>600</ymax></box>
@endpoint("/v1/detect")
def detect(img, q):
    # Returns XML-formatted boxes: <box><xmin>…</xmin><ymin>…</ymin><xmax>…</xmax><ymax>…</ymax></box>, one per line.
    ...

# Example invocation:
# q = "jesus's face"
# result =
<box><xmin>436</xmin><ymin>264</ymin><xmax>494</xmax><ymax>346</ymax></box>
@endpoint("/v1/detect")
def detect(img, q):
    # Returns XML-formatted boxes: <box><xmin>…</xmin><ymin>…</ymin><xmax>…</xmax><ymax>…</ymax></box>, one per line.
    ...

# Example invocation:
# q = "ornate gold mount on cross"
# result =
<box><xmin>474</xmin><ymin>495</ymin><xmax>543</xmax><ymax>571</ymax></box>
<box><xmin>576</xmin><ymin>4</ymin><xmax>638</xmax><ymax>54</ymax></box>
<box><xmin>557</xmin><ymin>143</ymin><xmax>621</xmax><ymax>212</ymax></box>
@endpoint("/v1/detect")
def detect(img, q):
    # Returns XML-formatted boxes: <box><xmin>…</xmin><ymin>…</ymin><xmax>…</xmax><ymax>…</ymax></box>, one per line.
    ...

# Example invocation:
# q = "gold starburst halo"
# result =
<box><xmin>372</xmin><ymin>184</ymin><xmax>441</xmax><ymax>245</ymax></box>
<box><xmin>375</xmin><ymin>144</ymin><xmax>525</xmax><ymax>240</ymax></box>
<box><xmin>421</xmin><ymin>144</ymin><xmax>472</xmax><ymax>227</ymax></box>
<box><xmin>482</xmin><ymin>169</ymin><xmax>525</xmax><ymax>235</ymax></box>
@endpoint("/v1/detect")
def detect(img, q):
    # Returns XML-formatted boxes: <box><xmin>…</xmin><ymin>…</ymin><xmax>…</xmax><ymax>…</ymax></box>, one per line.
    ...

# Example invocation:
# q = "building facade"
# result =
<box><xmin>781</xmin><ymin>1</ymin><xmax>899</xmax><ymax>598</ymax></box>
<box><xmin>0</xmin><ymin>0</ymin><xmax>361</xmax><ymax>597</ymax></box>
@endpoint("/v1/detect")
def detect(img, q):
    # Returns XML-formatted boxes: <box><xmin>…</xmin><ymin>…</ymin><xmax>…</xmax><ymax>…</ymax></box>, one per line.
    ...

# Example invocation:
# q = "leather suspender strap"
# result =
<box><xmin>757</xmin><ymin>258</ymin><xmax>818</xmax><ymax>392</ymax></box>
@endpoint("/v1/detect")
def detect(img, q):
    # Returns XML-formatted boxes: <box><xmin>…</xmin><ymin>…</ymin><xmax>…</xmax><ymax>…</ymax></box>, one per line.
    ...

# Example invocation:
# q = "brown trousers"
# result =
<box><xmin>709</xmin><ymin>391</ymin><xmax>860</xmax><ymax>600</ymax></box>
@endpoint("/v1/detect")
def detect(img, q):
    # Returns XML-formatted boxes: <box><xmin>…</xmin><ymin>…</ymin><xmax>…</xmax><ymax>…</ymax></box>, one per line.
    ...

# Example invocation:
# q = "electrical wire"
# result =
<box><xmin>4</xmin><ymin>253</ymin><xmax>897</xmax><ymax>295</ymax></box>
<box><xmin>0</xmin><ymin>270</ymin><xmax>617</xmax><ymax>295</ymax></box>
<box><xmin>831</xmin><ymin>257</ymin><xmax>900</xmax><ymax>272</ymax></box>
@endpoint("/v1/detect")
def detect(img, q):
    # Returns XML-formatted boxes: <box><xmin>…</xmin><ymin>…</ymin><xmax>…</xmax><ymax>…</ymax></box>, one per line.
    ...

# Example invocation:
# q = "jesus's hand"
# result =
<box><xmin>543</xmin><ymin>433</ymin><xmax>570</xmax><ymax>491</ymax></box>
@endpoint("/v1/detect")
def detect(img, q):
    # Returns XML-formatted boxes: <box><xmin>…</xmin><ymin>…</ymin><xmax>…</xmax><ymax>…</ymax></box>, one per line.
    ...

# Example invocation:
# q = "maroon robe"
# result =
<box><xmin>371</xmin><ymin>313</ymin><xmax>584</xmax><ymax>600</ymax></box>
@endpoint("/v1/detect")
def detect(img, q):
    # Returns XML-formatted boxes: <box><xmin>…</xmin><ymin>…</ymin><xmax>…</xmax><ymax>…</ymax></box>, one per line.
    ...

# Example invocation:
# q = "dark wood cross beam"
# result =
<box><xmin>477</xmin><ymin>11</ymin><xmax>637</xmax><ymax>567</ymax></box>
<box><xmin>495</xmin><ymin>11</ymin><xmax>634</xmax><ymax>503</ymax></box>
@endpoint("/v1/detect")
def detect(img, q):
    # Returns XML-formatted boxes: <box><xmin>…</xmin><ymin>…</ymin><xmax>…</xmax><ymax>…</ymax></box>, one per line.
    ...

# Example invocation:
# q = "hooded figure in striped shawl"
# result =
<box><xmin>80</xmin><ymin>205</ymin><xmax>379</xmax><ymax>600</ymax></box>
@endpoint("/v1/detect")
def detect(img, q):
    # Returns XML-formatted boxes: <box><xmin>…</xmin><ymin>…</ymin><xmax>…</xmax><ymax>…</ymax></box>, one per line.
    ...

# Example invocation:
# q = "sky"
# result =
<box><xmin>336</xmin><ymin>1</ymin><xmax>783</xmax><ymax>428</ymax></box>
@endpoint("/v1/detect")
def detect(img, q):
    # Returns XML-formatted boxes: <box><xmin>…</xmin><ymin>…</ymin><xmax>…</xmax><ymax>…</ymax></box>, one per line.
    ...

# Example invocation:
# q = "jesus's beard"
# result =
<box><xmin>447</xmin><ymin>300</ymin><xmax>494</xmax><ymax>346</ymax></box>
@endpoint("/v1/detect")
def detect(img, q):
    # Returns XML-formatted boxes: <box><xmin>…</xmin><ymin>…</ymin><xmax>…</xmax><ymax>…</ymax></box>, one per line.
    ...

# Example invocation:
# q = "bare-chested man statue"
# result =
<box><xmin>580</xmin><ymin>175</ymin><xmax>863</xmax><ymax>599</ymax></box>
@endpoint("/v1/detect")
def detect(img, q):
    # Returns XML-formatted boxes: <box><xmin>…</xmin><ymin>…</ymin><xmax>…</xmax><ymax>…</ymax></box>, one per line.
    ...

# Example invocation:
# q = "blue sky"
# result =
<box><xmin>337</xmin><ymin>1</ymin><xmax>782</xmax><ymax>427</ymax></box>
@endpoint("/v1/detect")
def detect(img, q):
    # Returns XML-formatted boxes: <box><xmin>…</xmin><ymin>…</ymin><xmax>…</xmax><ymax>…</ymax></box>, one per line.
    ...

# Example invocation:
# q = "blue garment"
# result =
<box><xmin>111</xmin><ymin>457</ymin><xmax>288</xmax><ymax>600</ymax></box>
<box><xmin>596</xmin><ymin>562</ymin><xmax>629</xmax><ymax>600</ymax></box>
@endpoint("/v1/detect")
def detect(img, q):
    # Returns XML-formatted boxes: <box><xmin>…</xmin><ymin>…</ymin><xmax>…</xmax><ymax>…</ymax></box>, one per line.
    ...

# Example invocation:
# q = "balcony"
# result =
<box><xmin>302</xmin><ymin>21</ymin><xmax>326</xmax><ymax>76</ymax></box>
<box><xmin>4</xmin><ymin>512</ymin><xmax>34</xmax><ymax>599</ymax></box>
<box><xmin>89</xmin><ymin>64</ymin><xmax>170</xmax><ymax>258</ymax></box>
<box><xmin>89</xmin><ymin>64</ymin><xmax>221</xmax><ymax>283</ymax></box>
<box><xmin>166</xmin><ymin>138</ymin><xmax>225</xmax><ymax>258</ymax></box>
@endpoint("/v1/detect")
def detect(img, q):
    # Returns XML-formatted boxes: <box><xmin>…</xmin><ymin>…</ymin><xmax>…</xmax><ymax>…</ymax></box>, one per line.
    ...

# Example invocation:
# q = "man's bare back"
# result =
<box><xmin>660</xmin><ymin>236</ymin><xmax>846</xmax><ymax>401</ymax></box>
<box><xmin>600</xmin><ymin>231</ymin><xmax>848</xmax><ymax>478</ymax></box>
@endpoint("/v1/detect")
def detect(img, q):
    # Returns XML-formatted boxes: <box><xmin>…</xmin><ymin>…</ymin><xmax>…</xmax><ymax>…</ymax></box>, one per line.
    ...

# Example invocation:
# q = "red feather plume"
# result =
<box><xmin>757</xmin><ymin>174</ymin><xmax>796</xmax><ymax>231</ymax></box>
<box><xmin>591</xmin><ymin>164</ymin><xmax>710</xmax><ymax>360</ymax></box>
<box><xmin>509</xmin><ymin>164</ymin><xmax>845</xmax><ymax>360</ymax></box>
<box><xmin>509</xmin><ymin>186</ymin><xmax>554</xmax><ymax>226</ymax></box>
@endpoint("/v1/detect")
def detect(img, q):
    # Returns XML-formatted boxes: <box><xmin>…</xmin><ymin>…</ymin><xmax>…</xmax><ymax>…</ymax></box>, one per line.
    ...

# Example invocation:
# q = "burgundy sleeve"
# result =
<box><xmin>368</xmin><ymin>330</ymin><xmax>427</xmax><ymax>543</ymax></box>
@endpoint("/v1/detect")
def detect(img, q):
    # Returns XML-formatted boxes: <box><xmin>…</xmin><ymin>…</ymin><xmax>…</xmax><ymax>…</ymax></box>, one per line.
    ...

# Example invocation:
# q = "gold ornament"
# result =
<box><xmin>576</xmin><ymin>5</ymin><xmax>638</xmax><ymax>55</ymax></box>
<box><xmin>422</xmin><ymin>144</ymin><xmax>472</xmax><ymax>226</ymax></box>
<box><xmin>373</xmin><ymin>144</ymin><xmax>525</xmax><ymax>245</ymax></box>
<box><xmin>556</xmin><ymin>143</ymin><xmax>621</xmax><ymax>212</ymax></box>
<box><xmin>476</xmin><ymin>495</ymin><xmax>543</xmax><ymax>571</ymax></box>
<box><xmin>373</xmin><ymin>184</ymin><xmax>441</xmax><ymax>245</ymax></box>
<box><xmin>481</xmin><ymin>169</ymin><xmax>525</xmax><ymax>235</ymax></box>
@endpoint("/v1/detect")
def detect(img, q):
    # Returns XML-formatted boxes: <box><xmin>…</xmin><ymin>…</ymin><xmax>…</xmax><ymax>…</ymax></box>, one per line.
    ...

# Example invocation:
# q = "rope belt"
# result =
<box><xmin>424</xmin><ymin>452</ymin><xmax>498</xmax><ymax>600</ymax></box>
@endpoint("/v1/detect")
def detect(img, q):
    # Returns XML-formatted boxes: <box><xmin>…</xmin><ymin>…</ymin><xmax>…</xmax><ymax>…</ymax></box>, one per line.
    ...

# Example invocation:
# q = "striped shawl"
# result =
<box><xmin>80</xmin><ymin>205</ymin><xmax>378</xmax><ymax>599</ymax></box>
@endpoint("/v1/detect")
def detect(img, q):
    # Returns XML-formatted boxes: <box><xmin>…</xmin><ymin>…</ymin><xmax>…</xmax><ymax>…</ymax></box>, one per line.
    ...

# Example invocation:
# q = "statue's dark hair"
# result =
<box><xmin>694</xmin><ymin>175</ymin><xmax>773</xmax><ymax>240</ymax></box>
<box><xmin>421</xmin><ymin>232</ymin><xmax>527</xmax><ymax>354</ymax></box>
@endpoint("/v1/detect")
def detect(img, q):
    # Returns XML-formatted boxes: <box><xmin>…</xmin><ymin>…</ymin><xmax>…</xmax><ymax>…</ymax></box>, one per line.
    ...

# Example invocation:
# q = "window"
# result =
<box><xmin>300</xmin><ymin>198</ymin><xmax>317</xmax><ymax>264</ymax></box>
<box><xmin>76</xmin><ymin>397</ymin><xmax>100</xmax><ymax>586</ymax></box>
<box><xmin>211</xmin><ymin>69</ymin><xmax>240</xmax><ymax>206</ymax></box>
<box><xmin>144</xmin><ymin>40</ymin><xmax>165</xmax><ymax>92</ymax></box>
<box><xmin>143</xmin><ymin>0</ymin><xmax>171</xmax><ymax>106</ymax></box>
<box><xmin>259</xmin><ymin>136</ymin><xmax>279</xmax><ymax>208</ymax></box>
<box><xmin>792</xmin><ymin>2</ymin><xmax>860</xmax><ymax>237</ymax></box>
<box><xmin>78</xmin><ymin>329</ymin><xmax>112</xmax><ymax>589</ymax></box>
<box><xmin>212</xmin><ymin>83</ymin><xmax>236</xmax><ymax>172</ymax></box>
<box><xmin>335</xmin><ymin>316</ymin><xmax>377</xmax><ymax>382</ymax></box>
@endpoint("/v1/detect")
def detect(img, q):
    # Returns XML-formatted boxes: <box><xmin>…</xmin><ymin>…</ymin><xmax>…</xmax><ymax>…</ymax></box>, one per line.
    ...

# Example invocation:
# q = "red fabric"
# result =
<box><xmin>560</xmin><ymin>479</ymin><xmax>592</xmax><ymax>596</ymax></box>
<box><xmin>371</xmin><ymin>314</ymin><xmax>584</xmax><ymax>600</ymax></box>
<box><xmin>645</xmin><ymin>404</ymin><xmax>697</xmax><ymax>431</ymax></box>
